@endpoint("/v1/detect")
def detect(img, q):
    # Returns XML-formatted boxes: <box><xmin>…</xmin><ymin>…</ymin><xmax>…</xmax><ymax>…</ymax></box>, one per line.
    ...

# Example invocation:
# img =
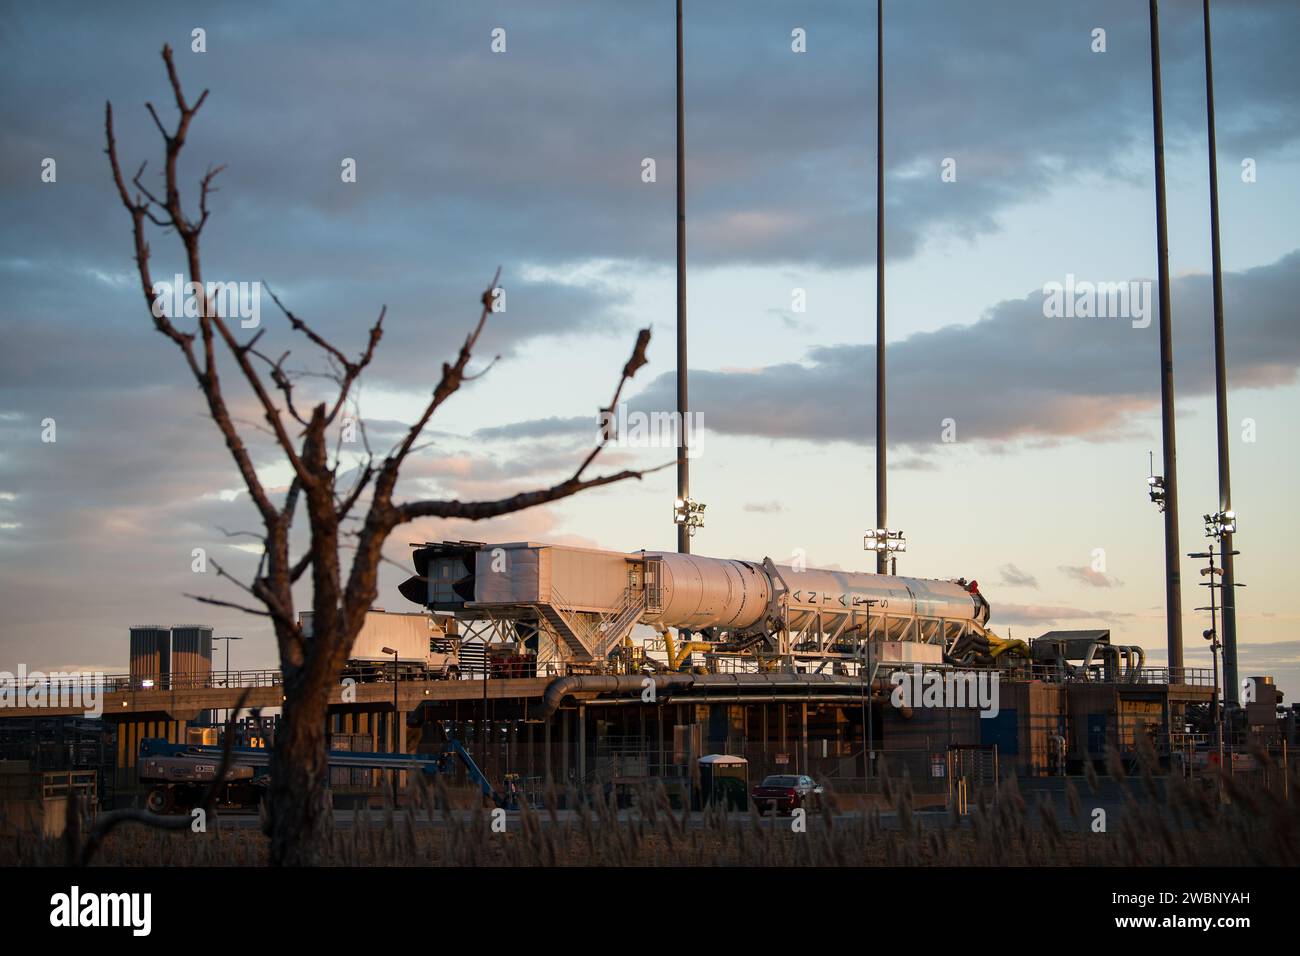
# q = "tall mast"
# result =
<box><xmin>1149</xmin><ymin>0</ymin><xmax>1185</xmax><ymax>675</ymax></box>
<box><xmin>1202</xmin><ymin>0</ymin><xmax>1238</xmax><ymax>703</ymax></box>
<box><xmin>874</xmin><ymin>0</ymin><xmax>888</xmax><ymax>574</ymax></box>
<box><xmin>675</xmin><ymin>0</ymin><xmax>690</xmax><ymax>554</ymax></box>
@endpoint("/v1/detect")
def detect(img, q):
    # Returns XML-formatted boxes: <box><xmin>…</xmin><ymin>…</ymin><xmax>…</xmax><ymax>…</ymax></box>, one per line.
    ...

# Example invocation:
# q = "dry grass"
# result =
<box><xmin>3</xmin><ymin>745</ymin><xmax>1295</xmax><ymax>866</ymax></box>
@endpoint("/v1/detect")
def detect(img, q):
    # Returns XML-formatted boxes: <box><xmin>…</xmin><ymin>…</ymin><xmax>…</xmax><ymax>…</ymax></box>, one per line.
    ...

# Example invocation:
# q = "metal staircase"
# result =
<box><xmin>592</xmin><ymin>587</ymin><xmax>648</xmax><ymax>661</ymax></box>
<box><xmin>536</xmin><ymin>590</ymin><xmax>596</xmax><ymax>660</ymax></box>
<box><xmin>538</xmin><ymin>584</ymin><xmax>647</xmax><ymax>664</ymax></box>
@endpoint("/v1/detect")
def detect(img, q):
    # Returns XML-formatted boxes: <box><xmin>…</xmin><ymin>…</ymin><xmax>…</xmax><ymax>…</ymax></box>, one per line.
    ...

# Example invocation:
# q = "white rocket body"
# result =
<box><xmin>640</xmin><ymin>551</ymin><xmax>987</xmax><ymax>632</ymax></box>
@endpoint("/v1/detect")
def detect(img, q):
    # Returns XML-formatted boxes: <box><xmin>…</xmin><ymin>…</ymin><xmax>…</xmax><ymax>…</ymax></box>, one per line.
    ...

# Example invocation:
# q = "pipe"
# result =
<box><xmin>1079</xmin><ymin>641</ymin><xmax>1102</xmax><ymax>679</ymax></box>
<box><xmin>529</xmin><ymin>672</ymin><xmax>897</xmax><ymax>719</ymax></box>
<box><xmin>1126</xmin><ymin>645</ymin><xmax>1146</xmax><ymax>681</ymax></box>
<box><xmin>530</xmin><ymin>674</ymin><xmax>694</xmax><ymax>720</ymax></box>
<box><xmin>1100</xmin><ymin>645</ymin><xmax>1122</xmax><ymax>683</ymax></box>
<box><xmin>589</xmin><ymin>693</ymin><xmax>893</xmax><ymax>707</ymax></box>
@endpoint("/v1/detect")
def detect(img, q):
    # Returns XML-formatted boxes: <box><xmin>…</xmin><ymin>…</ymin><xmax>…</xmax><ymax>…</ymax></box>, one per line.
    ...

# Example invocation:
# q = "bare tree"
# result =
<box><xmin>105</xmin><ymin>45</ymin><xmax>656</xmax><ymax>865</ymax></box>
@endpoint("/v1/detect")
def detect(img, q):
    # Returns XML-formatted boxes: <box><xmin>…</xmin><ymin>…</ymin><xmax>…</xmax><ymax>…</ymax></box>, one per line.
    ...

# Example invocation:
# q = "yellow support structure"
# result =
<box><xmin>987</xmin><ymin>633</ymin><xmax>1031</xmax><ymax>661</ymax></box>
<box><xmin>661</xmin><ymin>629</ymin><xmax>712</xmax><ymax>671</ymax></box>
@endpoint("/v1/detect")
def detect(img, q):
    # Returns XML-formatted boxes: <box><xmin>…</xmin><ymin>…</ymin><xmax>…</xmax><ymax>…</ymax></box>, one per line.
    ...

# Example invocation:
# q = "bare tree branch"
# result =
<box><xmin>573</xmin><ymin>326</ymin><xmax>651</xmax><ymax>480</ymax></box>
<box><xmin>184</xmin><ymin>593</ymin><xmax>272</xmax><ymax>618</ymax></box>
<box><xmin>397</xmin><ymin>461</ymin><xmax>670</xmax><ymax>523</ymax></box>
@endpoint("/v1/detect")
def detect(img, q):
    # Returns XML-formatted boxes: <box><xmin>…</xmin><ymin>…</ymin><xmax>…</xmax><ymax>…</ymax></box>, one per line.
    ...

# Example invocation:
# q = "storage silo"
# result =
<box><xmin>129</xmin><ymin>626</ymin><xmax>171</xmax><ymax>689</ymax></box>
<box><xmin>170</xmin><ymin>625</ymin><xmax>214</xmax><ymax>689</ymax></box>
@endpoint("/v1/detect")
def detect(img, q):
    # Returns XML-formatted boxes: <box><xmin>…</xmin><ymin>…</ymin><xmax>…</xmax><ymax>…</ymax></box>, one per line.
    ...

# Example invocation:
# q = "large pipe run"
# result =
<box><xmin>530</xmin><ymin>672</ymin><xmax>895</xmax><ymax>720</ymax></box>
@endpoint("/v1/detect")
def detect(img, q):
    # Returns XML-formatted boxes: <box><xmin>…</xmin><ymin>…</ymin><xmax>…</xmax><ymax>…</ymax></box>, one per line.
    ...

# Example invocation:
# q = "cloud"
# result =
<box><xmin>894</xmin><ymin>456</ymin><xmax>940</xmax><ymax>472</ymax></box>
<box><xmin>1233</xmin><ymin>640</ymin><xmax>1300</xmax><ymax>670</ymax></box>
<box><xmin>990</xmin><ymin>603</ymin><xmax>1133</xmax><ymax>628</ymax></box>
<box><xmin>473</xmin><ymin>416</ymin><xmax>588</xmax><ymax>442</ymax></box>
<box><xmin>997</xmin><ymin>564</ymin><xmax>1039</xmax><ymax>589</ymax></box>
<box><xmin>1059</xmin><ymin>565</ymin><xmax>1124</xmax><ymax>588</ymax></box>
<box><xmin>4</xmin><ymin>0</ymin><xmax>1299</xmax><ymax>402</ymax></box>
<box><xmin>623</xmin><ymin>251</ymin><xmax>1300</xmax><ymax>447</ymax></box>
<box><xmin>742</xmin><ymin>501</ymin><xmax>785</xmax><ymax>514</ymax></box>
<box><xmin>1179</xmin><ymin>639</ymin><xmax>1300</xmax><ymax>702</ymax></box>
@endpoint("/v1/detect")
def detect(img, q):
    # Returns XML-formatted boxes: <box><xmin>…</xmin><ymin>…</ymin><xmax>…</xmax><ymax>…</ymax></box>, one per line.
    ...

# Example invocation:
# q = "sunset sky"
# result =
<box><xmin>2</xmin><ymin>0</ymin><xmax>1298</xmax><ymax>699</ymax></box>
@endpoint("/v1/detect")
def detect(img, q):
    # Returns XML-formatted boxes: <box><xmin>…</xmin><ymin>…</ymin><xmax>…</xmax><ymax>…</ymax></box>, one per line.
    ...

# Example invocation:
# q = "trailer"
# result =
<box><xmin>300</xmin><ymin>609</ymin><xmax>461</xmax><ymax>680</ymax></box>
<box><xmin>138</xmin><ymin>736</ymin><xmax>505</xmax><ymax>813</ymax></box>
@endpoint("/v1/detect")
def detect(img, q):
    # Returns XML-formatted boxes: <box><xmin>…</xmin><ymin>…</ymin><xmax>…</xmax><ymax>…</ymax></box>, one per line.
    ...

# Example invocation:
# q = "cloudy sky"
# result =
<box><xmin>1</xmin><ymin>1</ymin><xmax>1298</xmax><ymax>699</ymax></box>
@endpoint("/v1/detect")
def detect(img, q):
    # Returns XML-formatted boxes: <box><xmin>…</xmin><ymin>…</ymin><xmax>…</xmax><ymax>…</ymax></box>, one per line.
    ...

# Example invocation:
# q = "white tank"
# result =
<box><xmin>646</xmin><ymin>552</ymin><xmax>772</xmax><ymax>630</ymax></box>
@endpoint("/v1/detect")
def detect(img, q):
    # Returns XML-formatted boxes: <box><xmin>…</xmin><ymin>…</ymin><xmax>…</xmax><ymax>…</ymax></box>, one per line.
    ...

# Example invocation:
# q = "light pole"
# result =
<box><xmin>213</xmin><ymin>636</ymin><xmax>242</xmax><ymax>726</ymax></box>
<box><xmin>1198</xmin><ymin>512</ymin><xmax>1245</xmax><ymax>745</ymax></box>
<box><xmin>382</xmin><ymin>646</ymin><xmax>400</xmax><ymax>803</ymax></box>
<box><xmin>1189</xmin><ymin>545</ymin><xmax>1222</xmax><ymax>741</ymax></box>
<box><xmin>381</xmin><ymin>646</ymin><xmax>400</xmax><ymax>752</ymax></box>
<box><xmin>672</xmin><ymin>497</ymin><xmax>705</xmax><ymax>537</ymax></box>
<box><xmin>864</xmin><ymin>528</ymin><xmax>905</xmax><ymax>576</ymax></box>
<box><xmin>858</xmin><ymin>599</ymin><xmax>879</xmax><ymax>782</ymax></box>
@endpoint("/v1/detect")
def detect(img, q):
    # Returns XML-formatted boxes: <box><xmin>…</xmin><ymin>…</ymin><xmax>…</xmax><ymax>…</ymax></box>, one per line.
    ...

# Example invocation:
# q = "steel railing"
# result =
<box><xmin>6</xmin><ymin>657</ymin><xmax>1219</xmax><ymax>697</ymax></box>
<box><xmin>1000</xmin><ymin>661</ymin><xmax>1215</xmax><ymax>686</ymax></box>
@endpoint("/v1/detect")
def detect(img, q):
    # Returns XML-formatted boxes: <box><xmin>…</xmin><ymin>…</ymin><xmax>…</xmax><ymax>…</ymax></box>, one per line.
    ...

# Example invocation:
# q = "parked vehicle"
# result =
<box><xmin>751</xmin><ymin>773</ymin><xmax>822</xmax><ymax>814</ymax></box>
<box><xmin>139</xmin><ymin>748</ymin><xmax>268</xmax><ymax>813</ymax></box>
<box><xmin>300</xmin><ymin>609</ymin><xmax>460</xmax><ymax>680</ymax></box>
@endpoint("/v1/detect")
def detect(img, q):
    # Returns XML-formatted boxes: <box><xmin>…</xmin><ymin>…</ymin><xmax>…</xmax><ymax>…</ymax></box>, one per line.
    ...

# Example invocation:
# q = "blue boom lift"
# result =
<box><xmin>138</xmin><ymin>736</ymin><xmax>506</xmax><ymax>813</ymax></box>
